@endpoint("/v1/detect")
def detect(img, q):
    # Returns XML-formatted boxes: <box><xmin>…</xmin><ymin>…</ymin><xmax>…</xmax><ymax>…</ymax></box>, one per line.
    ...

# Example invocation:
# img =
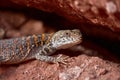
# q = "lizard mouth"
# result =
<box><xmin>57</xmin><ymin>41</ymin><xmax>81</xmax><ymax>49</ymax></box>
<box><xmin>57</xmin><ymin>37</ymin><xmax>82</xmax><ymax>50</ymax></box>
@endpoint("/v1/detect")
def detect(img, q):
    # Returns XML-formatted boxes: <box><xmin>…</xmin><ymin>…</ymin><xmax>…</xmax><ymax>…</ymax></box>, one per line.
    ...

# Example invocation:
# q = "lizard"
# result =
<box><xmin>0</xmin><ymin>29</ymin><xmax>82</xmax><ymax>65</ymax></box>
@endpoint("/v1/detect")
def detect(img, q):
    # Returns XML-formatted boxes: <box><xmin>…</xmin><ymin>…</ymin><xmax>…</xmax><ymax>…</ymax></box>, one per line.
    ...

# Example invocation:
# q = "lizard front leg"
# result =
<box><xmin>35</xmin><ymin>44</ymin><xmax>68</xmax><ymax>64</ymax></box>
<box><xmin>35</xmin><ymin>53</ymin><xmax>68</xmax><ymax>64</ymax></box>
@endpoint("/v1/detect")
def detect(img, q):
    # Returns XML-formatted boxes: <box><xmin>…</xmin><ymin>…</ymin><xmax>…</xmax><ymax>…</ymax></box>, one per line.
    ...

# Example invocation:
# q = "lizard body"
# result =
<box><xmin>0</xmin><ymin>29</ymin><xmax>82</xmax><ymax>65</ymax></box>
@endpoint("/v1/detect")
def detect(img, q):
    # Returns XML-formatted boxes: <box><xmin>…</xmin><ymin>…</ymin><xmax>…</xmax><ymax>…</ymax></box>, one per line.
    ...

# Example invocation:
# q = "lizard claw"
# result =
<box><xmin>55</xmin><ymin>54</ymin><xmax>69</xmax><ymax>64</ymax></box>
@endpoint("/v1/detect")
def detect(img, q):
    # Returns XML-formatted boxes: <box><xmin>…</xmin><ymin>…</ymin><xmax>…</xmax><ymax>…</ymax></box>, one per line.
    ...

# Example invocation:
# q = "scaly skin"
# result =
<box><xmin>0</xmin><ymin>29</ymin><xmax>82</xmax><ymax>65</ymax></box>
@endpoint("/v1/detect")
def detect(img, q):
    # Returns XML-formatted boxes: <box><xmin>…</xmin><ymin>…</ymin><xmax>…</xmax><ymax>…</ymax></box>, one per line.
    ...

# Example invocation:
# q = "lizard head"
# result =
<box><xmin>50</xmin><ymin>29</ymin><xmax>82</xmax><ymax>49</ymax></box>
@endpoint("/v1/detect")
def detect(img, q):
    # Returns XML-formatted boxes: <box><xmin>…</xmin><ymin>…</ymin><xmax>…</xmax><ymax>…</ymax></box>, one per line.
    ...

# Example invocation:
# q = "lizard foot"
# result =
<box><xmin>55</xmin><ymin>54</ymin><xmax>69</xmax><ymax>64</ymax></box>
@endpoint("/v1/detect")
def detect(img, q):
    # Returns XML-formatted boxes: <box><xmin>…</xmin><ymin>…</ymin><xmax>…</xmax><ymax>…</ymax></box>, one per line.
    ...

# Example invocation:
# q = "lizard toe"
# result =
<box><xmin>56</xmin><ymin>54</ymin><xmax>69</xmax><ymax>64</ymax></box>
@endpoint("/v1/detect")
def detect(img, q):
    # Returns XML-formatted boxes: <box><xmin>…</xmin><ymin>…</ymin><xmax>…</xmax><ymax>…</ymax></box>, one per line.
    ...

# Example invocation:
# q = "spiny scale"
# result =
<box><xmin>0</xmin><ymin>29</ymin><xmax>82</xmax><ymax>65</ymax></box>
<box><xmin>0</xmin><ymin>33</ymin><xmax>53</xmax><ymax>64</ymax></box>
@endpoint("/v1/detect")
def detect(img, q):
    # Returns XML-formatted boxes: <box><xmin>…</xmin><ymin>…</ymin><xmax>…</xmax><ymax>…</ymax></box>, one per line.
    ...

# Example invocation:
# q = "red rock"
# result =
<box><xmin>0</xmin><ymin>54</ymin><xmax>120</xmax><ymax>80</ymax></box>
<box><xmin>8</xmin><ymin>0</ymin><xmax>120</xmax><ymax>42</ymax></box>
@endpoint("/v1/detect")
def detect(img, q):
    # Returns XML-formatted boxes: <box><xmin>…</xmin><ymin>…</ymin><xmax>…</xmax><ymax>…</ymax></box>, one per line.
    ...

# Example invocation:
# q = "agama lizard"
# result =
<box><xmin>0</xmin><ymin>29</ymin><xmax>82</xmax><ymax>65</ymax></box>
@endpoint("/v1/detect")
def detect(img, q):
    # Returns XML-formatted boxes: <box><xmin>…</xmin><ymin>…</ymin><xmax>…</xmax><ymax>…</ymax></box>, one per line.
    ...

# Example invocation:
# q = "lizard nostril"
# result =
<box><xmin>72</xmin><ymin>29</ymin><xmax>80</xmax><ymax>33</ymax></box>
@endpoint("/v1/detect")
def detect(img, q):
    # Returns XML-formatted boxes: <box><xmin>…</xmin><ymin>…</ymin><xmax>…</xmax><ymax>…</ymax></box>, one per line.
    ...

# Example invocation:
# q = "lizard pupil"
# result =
<box><xmin>66</xmin><ymin>33</ymin><xmax>68</xmax><ymax>35</ymax></box>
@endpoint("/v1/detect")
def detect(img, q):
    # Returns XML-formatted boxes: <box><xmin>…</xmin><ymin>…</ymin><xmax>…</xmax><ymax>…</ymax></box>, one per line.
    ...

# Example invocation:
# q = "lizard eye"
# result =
<box><xmin>64</xmin><ymin>32</ymin><xmax>70</xmax><ymax>37</ymax></box>
<box><xmin>65</xmin><ymin>32</ymin><xmax>69</xmax><ymax>35</ymax></box>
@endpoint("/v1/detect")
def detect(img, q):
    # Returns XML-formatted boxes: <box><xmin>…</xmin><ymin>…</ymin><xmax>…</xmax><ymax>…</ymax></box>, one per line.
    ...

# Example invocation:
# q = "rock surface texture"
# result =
<box><xmin>0</xmin><ymin>54</ymin><xmax>120</xmax><ymax>80</ymax></box>
<box><xmin>9</xmin><ymin>0</ymin><xmax>120</xmax><ymax>42</ymax></box>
